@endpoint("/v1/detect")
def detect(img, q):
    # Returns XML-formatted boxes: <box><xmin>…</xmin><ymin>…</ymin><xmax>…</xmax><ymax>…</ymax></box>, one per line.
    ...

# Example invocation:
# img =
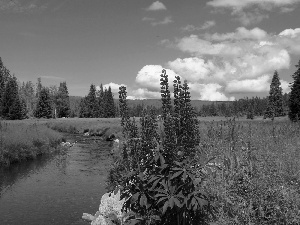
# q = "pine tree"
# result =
<box><xmin>265</xmin><ymin>70</ymin><xmax>285</xmax><ymax>118</ymax></box>
<box><xmin>35</xmin><ymin>87</ymin><xmax>52</xmax><ymax>118</ymax></box>
<box><xmin>8</xmin><ymin>95</ymin><xmax>23</xmax><ymax>120</ymax></box>
<box><xmin>97</xmin><ymin>84</ymin><xmax>105</xmax><ymax>118</ymax></box>
<box><xmin>2</xmin><ymin>76</ymin><xmax>18</xmax><ymax>119</ymax></box>
<box><xmin>288</xmin><ymin>60</ymin><xmax>300</xmax><ymax>122</ymax></box>
<box><xmin>86</xmin><ymin>84</ymin><xmax>98</xmax><ymax>118</ymax></box>
<box><xmin>36</xmin><ymin>77</ymin><xmax>42</xmax><ymax>99</ymax></box>
<box><xmin>104</xmin><ymin>86</ymin><xmax>115</xmax><ymax>118</ymax></box>
<box><xmin>56</xmin><ymin>82</ymin><xmax>70</xmax><ymax>118</ymax></box>
<box><xmin>0</xmin><ymin>59</ymin><xmax>12</xmax><ymax>118</ymax></box>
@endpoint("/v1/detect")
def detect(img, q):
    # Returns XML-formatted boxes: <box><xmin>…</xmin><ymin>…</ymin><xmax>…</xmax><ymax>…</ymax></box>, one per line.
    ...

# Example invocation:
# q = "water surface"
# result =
<box><xmin>0</xmin><ymin>136</ymin><xmax>112</xmax><ymax>225</ymax></box>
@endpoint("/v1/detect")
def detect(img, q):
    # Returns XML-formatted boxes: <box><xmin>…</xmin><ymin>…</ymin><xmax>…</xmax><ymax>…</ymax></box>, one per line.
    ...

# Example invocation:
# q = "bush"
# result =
<box><xmin>105</xmin><ymin>70</ymin><xmax>300</xmax><ymax>225</ymax></box>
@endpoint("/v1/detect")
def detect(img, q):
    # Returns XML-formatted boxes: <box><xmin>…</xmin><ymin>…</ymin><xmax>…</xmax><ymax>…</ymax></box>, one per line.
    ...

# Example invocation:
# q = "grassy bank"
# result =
<box><xmin>106</xmin><ymin>115</ymin><xmax>300</xmax><ymax>224</ymax></box>
<box><xmin>45</xmin><ymin>117</ymin><xmax>123</xmax><ymax>139</ymax></box>
<box><xmin>0</xmin><ymin>119</ymin><xmax>65</xmax><ymax>167</ymax></box>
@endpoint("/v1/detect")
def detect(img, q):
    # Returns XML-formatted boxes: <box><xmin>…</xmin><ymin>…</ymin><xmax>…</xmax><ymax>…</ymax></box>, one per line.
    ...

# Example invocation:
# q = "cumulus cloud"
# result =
<box><xmin>136</xmin><ymin>65</ymin><xmax>179</xmax><ymax>91</ymax></box>
<box><xmin>101</xmin><ymin>82</ymin><xmax>127</xmax><ymax>94</ymax></box>
<box><xmin>128</xmin><ymin>27</ymin><xmax>299</xmax><ymax>100</ymax></box>
<box><xmin>182</xmin><ymin>21</ymin><xmax>216</xmax><ymax>32</ymax></box>
<box><xmin>279</xmin><ymin>28</ymin><xmax>300</xmax><ymax>38</ymax></box>
<box><xmin>190</xmin><ymin>83</ymin><xmax>235</xmax><ymax>101</ymax></box>
<box><xmin>128</xmin><ymin>88</ymin><xmax>161</xmax><ymax>100</ymax></box>
<box><xmin>206</xmin><ymin>27</ymin><xmax>267</xmax><ymax>41</ymax></box>
<box><xmin>207</xmin><ymin>0</ymin><xmax>300</xmax><ymax>25</ymax></box>
<box><xmin>225</xmin><ymin>75</ymin><xmax>270</xmax><ymax>93</ymax></box>
<box><xmin>146</xmin><ymin>1</ymin><xmax>167</xmax><ymax>11</ymax></box>
<box><xmin>280</xmin><ymin>80</ymin><xmax>291</xmax><ymax>93</ymax></box>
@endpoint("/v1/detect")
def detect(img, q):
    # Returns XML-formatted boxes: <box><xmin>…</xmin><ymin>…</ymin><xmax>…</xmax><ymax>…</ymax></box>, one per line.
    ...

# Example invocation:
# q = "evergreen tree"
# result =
<box><xmin>35</xmin><ymin>87</ymin><xmax>52</xmax><ymax>118</ymax></box>
<box><xmin>265</xmin><ymin>70</ymin><xmax>285</xmax><ymax>118</ymax></box>
<box><xmin>19</xmin><ymin>81</ymin><xmax>36</xmax><ymax>117</ymax></box>
<box><xmin>79</xmin><ymin>97</ymin><xmax>88</xmax><ymax>118</ymax></box>
<box><xmin>97</xmin><ymin>84</ymin><xmax>105</xmax><ymax>118</ymax></box>
<box><xmin>104</xmin><ymin>86</ymin><xmax>115</xmax><ymax>118</ymax></box>
<box><xmin>8</xmin><ymin>95</ymin><xmax>22</xmax><ymax>120</ymax></box>
<box><xmin>86</xmin><ymin>84</ymin><xmax>98</xmax><ymax>117</ymax></box>
<box><xmin>56</xmin><ymin>81</ymin><xmax>70</xmax><ymax>118</ymax></box>
<box><xmin>288</xmin><ymin>60</ymin><xmax>300</xmax><ymax>122</ymax></box>
<box><xmin>0</xmin><ymin>59</ymin><xmax>12</xmax><ymax>118</ymax></box>
<box><xmin>36</xmin><ymin>77</ymin><xmax>42</xmax><ymax>99</ymax></box>
<box><xmin>1</xmin><ymin>76</ymin><xmax>18</xmax><ymax>119</ymax></box>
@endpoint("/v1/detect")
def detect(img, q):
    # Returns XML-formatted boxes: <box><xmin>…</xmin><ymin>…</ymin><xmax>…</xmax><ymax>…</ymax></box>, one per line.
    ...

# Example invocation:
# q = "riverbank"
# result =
<box><xmin>0</xmin><ymin>120</ymin><xmax>65</xmax><ymax>167</ymax></box>
<box><xmin>0</xmin><ymin>126</ymin><xmax>113</xmax><ymax>225</ymax></box>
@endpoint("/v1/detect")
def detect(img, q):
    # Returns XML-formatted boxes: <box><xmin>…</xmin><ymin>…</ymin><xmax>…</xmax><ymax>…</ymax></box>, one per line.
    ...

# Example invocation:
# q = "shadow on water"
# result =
<box><xmin>0</xmin><ymin>134</ymin><xmax>113</xmax><ymax>225</ymax></box>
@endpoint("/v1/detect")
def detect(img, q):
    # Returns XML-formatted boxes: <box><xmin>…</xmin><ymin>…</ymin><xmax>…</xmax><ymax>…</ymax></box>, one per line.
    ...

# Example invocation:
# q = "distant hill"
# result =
<box><xmin>120</xmin><ymin>99</ymin><xmax>230</xmax><ymax>110</ymax></box>
<box><xmin>70</xmin><ymin>96</ymin><xmax>230</xmax><ymax>116</ymax></box>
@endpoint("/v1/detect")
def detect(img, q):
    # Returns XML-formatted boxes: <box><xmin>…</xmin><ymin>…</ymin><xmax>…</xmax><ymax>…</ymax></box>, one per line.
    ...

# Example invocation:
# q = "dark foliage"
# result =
<box><xmin>35</xmin><ymin>87</ymin><xmax>52</xmax><ymax>119</ymax></box>
<box><xmin>288</xmin><ymin>60</ymin><xmax>300</xmax><ymax>122</ymax></box>
<box><xmin>265</xmin><ymin>70</ymin><xmax>285</xmax><ymax>118</ymax></box>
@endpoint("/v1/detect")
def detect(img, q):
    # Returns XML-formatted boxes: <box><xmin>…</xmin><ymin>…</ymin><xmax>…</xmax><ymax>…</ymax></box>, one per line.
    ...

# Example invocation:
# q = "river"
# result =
<box><xmin>0</xmin><ymin>135</ymin><xmax>113</xmax><ymax>225</ymax></box>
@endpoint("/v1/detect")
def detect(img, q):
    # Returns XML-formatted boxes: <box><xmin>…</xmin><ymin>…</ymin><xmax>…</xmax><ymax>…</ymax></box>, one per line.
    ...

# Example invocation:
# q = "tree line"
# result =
<box><xmin>1</xmin><ymin>56</ymin><xmax>300</xmax><ymax>121</ymax></box>
<box><xmin>78</xmin><ymin>84</ymin><xmax>116</xmax><ymax>118</ymax></box>
<box><xmin>0</xmin><ymin>57</ymin><xmax>70</xmax><ymax>119</ymax></box>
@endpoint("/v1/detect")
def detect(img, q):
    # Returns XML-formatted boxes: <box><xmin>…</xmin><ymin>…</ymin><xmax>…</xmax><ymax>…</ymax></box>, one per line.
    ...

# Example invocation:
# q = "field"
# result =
<box><xmin>0</xmin><ymin>119</ymin><xmax>65</xmax><ymax>166</ymax></box>
<box><xmin>1</xmin><ymin>116</ymin><xmax>300</xmax><ymax>223</ymax></box>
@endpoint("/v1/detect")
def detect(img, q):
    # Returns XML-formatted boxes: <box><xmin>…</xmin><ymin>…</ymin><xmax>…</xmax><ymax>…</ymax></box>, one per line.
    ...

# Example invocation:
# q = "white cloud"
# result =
<box><xmin>167</xmin><ymin>57</ymin><xmax>215</xmax><ymax>82</ymax></box>
<box><xmin>151</xmin><ymin>16</ymin><xmax>173</xmax><ymax>26</ymax></box>
<box><xmin>279</xmin><ymin>28</ymin><xmax>300</xmax><ymax>38</ymax></box>
<box><xmin>182</xmin><ymin>21</ymin><xmax>216</xmax><ymax>32</ymax></box>
<box><xmin>146</xmin><ymin>1</ymin><xmax>167</xmax><ymax>11</ymax></box>
<box><xmin>136</xmin><ymin>65</ymin><xmax>179</xmax><ymax>92</ymax></box>
<box><xmin>280</xmin><ymin>80</ymin><xmax>291</xmax><ymax>93</ymax></box>
<box><xmin>190</xmin><ymin>83</ymin><xmax>234</xmax><ymax>101</ymax></box>
<box><xmin>128</xmin><ymin>27</ymin><xmax>298</xmax><ymax>100</ymax></box>
<box><xmin>207</xmin><ymin>0</ymin><xmax>300</xmax><ymax>25</ymax></box>
<box><xmin>207</xmin><ymin>0</ymin><xmax>300</xmax><ymax>10</ymax></box>
<box><xmin>101</xmin><ymin>82</ymin><xmax>127</xmax><ymax>94</ymax></box>
<box><xmin>207</xmin><ymin>27</ymin><xmax>267</xmax><ymax>41</ymax></box>
<box><xmin>225</xmin><ymin>75</ymin><xmax>270</xmax><ymax>93</ymax></box>
<box><xmin>128</xmin><ymin>88</ymin><xmax>161</xmax><ymax>100</ymax></box>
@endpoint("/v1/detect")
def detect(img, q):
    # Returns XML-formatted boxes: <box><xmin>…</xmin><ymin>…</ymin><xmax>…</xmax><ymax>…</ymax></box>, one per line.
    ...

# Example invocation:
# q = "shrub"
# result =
<box><xmin>107</xmin><ymin>70</ymin><xmax>215</xmax><ymax>224</ymax></box>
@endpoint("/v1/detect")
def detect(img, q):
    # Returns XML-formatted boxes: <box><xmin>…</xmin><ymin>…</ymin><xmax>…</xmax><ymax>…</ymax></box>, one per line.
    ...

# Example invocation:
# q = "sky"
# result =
<box><xmin>1</xmin><ymin>0</ymin><xmax>300</xmax><ymax>100</ymax></box>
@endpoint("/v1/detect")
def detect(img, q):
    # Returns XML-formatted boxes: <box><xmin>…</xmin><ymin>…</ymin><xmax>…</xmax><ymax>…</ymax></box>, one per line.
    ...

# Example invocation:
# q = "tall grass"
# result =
<box><xmin>45</xmin><ymin>117</ymin><xmax>123</xmax><ymax>139</ymax></box>
<box><xmin>0</xmin><ymin>119</ymin><xmax>65</xmax><ymax>167</ymax></box>
<box><xmin>106</xmin><ymin>115</ymin><xmax>300</xmax><ymax>224</ymax></box>
<box><xmin>199</xmin><ymin>118</ymin><xmax>300</xmax><ymax>224</ymax></box>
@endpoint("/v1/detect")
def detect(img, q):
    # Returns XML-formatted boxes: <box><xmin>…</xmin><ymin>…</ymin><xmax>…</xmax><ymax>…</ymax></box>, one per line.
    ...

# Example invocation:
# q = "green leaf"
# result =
<box><xmin>140</xmin><ymin>194</ymin><xmax>147</xmax><ymax>207</ymax></box>
<box><xmin>169</xmin><ymin>197</ymin><xmax>175</xmax><ymax>209</ymax></box>
<box><xmin>162</xmin><ymin>201</ymin><xmax>169</xmax><ymax>214</ymax></box>
<box><xmin>171</xmin><ymin>170</ymin><xmax>183</xmax><ymax>180</ymax></box>
<box><xmin>173</xmin><ymin>197</ymin><xmax>182</xmax><ymax>207</ymax></box>
<box><xmin>130</xmin><ymin>192</ymin><xmax>140</xmax><ymax>204</ymax></box>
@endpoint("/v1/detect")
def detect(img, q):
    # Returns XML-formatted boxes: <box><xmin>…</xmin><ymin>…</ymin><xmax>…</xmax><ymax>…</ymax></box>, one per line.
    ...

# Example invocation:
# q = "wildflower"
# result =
<box><xmin>82</xmin><ymin>189</ymin><xmax>126</xmax><ymax>225</ymax></box>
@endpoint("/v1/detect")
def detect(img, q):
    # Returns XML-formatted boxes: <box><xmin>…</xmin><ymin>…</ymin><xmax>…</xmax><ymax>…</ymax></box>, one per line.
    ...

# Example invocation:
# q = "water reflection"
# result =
<box><xmin>0</xmin><ymin>138</ymin><xmax>112</xmax><ymax>225</ymax></box>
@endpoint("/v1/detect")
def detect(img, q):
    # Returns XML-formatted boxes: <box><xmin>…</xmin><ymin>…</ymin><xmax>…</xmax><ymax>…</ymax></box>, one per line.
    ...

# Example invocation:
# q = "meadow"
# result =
<box><xmin>0</xmin><ymin>119</ymin><xmax>65</xmax><ymax>166</ymax></box>
<box><xmin>104</xmin><ymin>114</ymin><xmax>300</xmax><ymax>224</ymax></box>
<box><xmin>1</xmin><ymin>115</ymin><xmax>300</xmax><ymax>223</ymax></box>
